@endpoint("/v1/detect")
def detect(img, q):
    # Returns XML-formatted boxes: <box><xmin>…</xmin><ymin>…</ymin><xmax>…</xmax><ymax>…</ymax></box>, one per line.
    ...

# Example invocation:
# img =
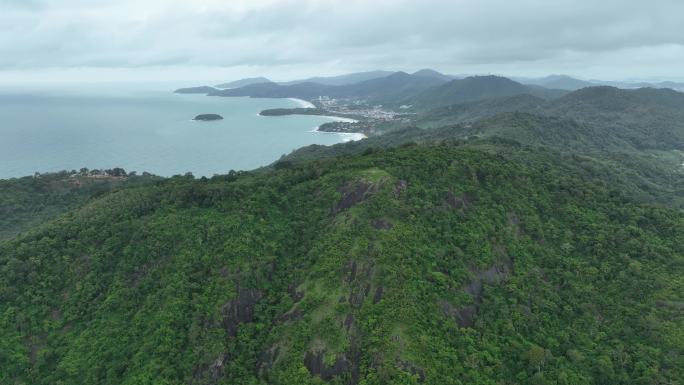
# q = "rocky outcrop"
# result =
<box><xmin>373</xmin><ymin>286</ymin><xmax>384</xmax><ymax>304</ymax></box>
<box><xmin>464</xmin><ymin>260</ymin><xmax>513</xmax><ymax>298</ymax></box>
<box><xmin>221</xmin><ymin>288</ymin><xmax>263</xmax><ymax>337</ymax></box>
<box><xmin>441</xmin><ymin>302</ymin><xmax>477</xmax><ymax>328</ymax></box>
<box><xmin>277</xmin><ymin>308</ymin><xmax>303</xmax><ymax>323</ymax></box>
<box><xmin>370</xmin><ymin>219</ymin><xmax>393</xmax><ymax>230</ymax></box>
<box><xmin>304</xmin><ymin>351</ymin><xmax>351</xmax><ymax>381</ymax></box>
<box><xmin>394</xmin><ymin>180</ymin><xmax>408</xmax><ymax>197</ymax></box>
<box><xmin>258</xmin><ymin>345</ymin><xmax>281</xmax><ymax>375</ymax></box>
<box><xmin>333</xmin><ymin>182</ymin><xmax>379</xmax><ymax>214</ymax></box>
<box><xmin>446</xmin><ymin>191</ymin><xmax>477</xmax><ymax>209</ymax></box>
<box><xmin>442</xmin><ymin>259</ymin><xmax>513</xmax><ymax>328</ymax></box>
<box><xmin>398</xmin><ymin>360</ymin><xmax>426</xmax><ymax>382</ymax></box>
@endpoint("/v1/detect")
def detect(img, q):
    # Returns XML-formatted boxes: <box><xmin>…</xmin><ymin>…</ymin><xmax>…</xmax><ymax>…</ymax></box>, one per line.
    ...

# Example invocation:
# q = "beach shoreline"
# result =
<box><xmin>312</xmin><ymin>121</ymin><xmax>366</xmax><ymax>142</ymax></box>
<box><xmin>288</xmin><ymin>98</ymin><xmax>316</xmax><ymax>108</ymax></box>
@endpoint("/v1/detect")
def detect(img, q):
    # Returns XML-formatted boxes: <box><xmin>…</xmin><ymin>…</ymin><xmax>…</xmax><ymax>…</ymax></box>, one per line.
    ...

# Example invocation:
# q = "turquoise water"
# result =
<box><xmin>0</xmin><ymin>85</ymin><xmax>355</xmax><ymax>179</ymax></box>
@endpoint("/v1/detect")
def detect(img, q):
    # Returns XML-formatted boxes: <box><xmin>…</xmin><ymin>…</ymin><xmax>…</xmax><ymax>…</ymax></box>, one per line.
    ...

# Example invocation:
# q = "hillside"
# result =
<box><xmin>0</xmin><ymin>171</ymin><xmax>160</xmax><ymax>241</ymax></box>
<box><xmin>417</xmin><ymin>86</ymin><xmax>684</xmax><ymax>151</ymax></box>
<box><xmin>417</xmin><ymin>94</ymin><xmax>546</xmax><ymax>128</ymax></box>
<box><xmin>518</xmin><ymin>75</ymin><xmax>595</xmax><ymax>91</ymax></box>
<box><xmin>1</xmin><ymin>143</ymin><xmax>683</xmax><ymax>385</ymax></box>
<box><xmin>544</xmin><ymin>86</ymin><xmax>684</xmax><ymax>151</ymax></box>
<box><xmin>408</xmin><ymin>76</ymin><xmax>542</xmax><ymax>110</ymax></box>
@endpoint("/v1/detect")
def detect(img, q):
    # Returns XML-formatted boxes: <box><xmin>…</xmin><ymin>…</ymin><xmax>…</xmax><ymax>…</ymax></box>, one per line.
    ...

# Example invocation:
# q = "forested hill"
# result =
<box><xmin>407</xmin><ymin>76</ymin><xmax>541</xmax><ymax>110</ymax></box>
<box><xmin>1</xmin><ymin>142</ymin><xmax>683</xmax><ymax>385</ymax></box>
<box><xmin>0</xmin><ymin>171</ymin><xmax>160</xmax><ymax>241</ymax></box>
<box><xmin>418</xmin><ymin>86</ymin><xmax>684</xmax><ymax>152</ymax></box>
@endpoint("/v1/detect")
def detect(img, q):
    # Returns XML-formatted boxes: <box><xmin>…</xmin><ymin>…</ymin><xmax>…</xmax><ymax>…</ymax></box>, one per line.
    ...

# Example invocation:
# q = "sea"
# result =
<box><xmin>0</xmin><ymin>83</ymin><xmax>362</xmax><ymax>179</ymax></box>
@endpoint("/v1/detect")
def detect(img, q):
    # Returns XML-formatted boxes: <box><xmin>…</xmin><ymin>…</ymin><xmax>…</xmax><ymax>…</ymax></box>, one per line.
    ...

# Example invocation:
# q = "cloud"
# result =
<box><xmin>0</xmin><ymin>0</ymin><xmax>683</xmax><ymax>80</ymax></box>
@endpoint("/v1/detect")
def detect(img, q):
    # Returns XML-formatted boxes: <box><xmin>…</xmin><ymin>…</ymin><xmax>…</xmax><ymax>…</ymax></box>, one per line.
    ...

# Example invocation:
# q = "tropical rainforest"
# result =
<box><xmin>1</xmin><ymin>71</ymin><xmax>683</xmax><ymax>385</ymax></box>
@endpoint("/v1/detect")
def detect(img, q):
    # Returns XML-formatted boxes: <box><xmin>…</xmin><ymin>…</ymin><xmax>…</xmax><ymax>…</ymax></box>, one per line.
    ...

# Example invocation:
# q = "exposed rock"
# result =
<box><xmin>304</xmin><ymin>351</ymin><xmax>351</xmax><ymax>381</ymax></box>
<box><xmin>441</xmin><ymin>302</ymin><xmax>477</xmax><ymax>328</ymax></box>
<box><xmin>50</xmin><ymin>309</ymin><xmax>62</xmax><ymax>321</ymax></box>
<box><xmin>348</xmin><ymin>287</ymin><xmax>367</xmax><ymax>308</ymax></box>
<box><xmin>333</xmin><ymin>182</ymin><xmax>379</xmax><ymax>214</ymax></box>
<box><xmin>656</xmin><ymin>300</ymin><xmax>684</xmax><ymax>310</ymax></box>
<box><xmin>373</xmin><ymin>286</ymin><xmax>384</xmax><ymax>304</ymax></box>
<box><xmin>346</xmin><ymin>262</ymin><xmax>375</xmax><ymax>308</ymax></box>
<box><xmin>464</xmin><ymin>259</ymin><xmax>513</xmax><ymax>298</ymax></box>
<box><xmin>344</xmin><ymin>313</ymin><xmax>354</xmax><ymax>331</ymax></box>
<box><xmin>221</xmin><ymin>287</ymin><xmax>263</xmax><ymax>337</ymax></box>
<box><xmin>277</xmin><ymin>308</ymin><xmax>303</xmax><ymax>323</ymax></box>
<box><xmin>370</xmin><ymin>219</ymin><xmax>393</xmax><ymax>230</ymax></box>
<box><xmin>288</xmin><ymin>284</ymin><xmax>305</xmax><ymax>302</ymax></box>
<box><xmin>442</xmin><ymin>259</ymin><xmax>514</xmax><ymax>328</ymax></box>
<box><xmin>208</xmin><ymin>354</ymin><xmax>227</xmax><ymax>380</ymax></box>
<box><xmin>191</xmin><ymin>352</ymin><xmax>229</xmax><ymax>384</ymax></box>
<box><xmin>258</xmin><ymin>345</ymin><xmax>280</xmax><ymax>375</ymax></box>
<box><xmin>446</xmin><ymin>191</ymin><xmax>477</xmax><ymax>209</ymax></box>
<box><xmin>394</xmin><ymin>180</ymin><xmax>408</xmax><ymax>197</ymax></box>
<box><xmin>398</xmin><ymin>360</ymin><xmax>426</xmax><ymax>382</ymax></box>
<box><xmin>346</xmin><ymin>261</ymin><xmax>358</xmax><ymax>283</ymax></box>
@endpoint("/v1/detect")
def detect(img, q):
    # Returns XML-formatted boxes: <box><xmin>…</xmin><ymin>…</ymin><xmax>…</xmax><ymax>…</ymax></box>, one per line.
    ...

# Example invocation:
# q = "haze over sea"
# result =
<box><xmin>0</xmin><ymin>83</ymin><xmax>359</xmax><ymax>179</ymax></box>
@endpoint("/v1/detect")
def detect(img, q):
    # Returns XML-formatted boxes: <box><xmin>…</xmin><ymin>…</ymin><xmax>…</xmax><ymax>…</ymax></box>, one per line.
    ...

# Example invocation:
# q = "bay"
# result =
<box><xmin>0</xmin><ymin>84</ymin><xmax>359</xmax><ymax>179</ymax></box>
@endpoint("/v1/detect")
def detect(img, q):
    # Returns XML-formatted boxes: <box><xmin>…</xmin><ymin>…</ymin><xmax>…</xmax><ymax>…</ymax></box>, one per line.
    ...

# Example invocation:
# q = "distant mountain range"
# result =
<box><xmin>208</xmin><ymin>71</ymin><xmax>449</xmax><ymax>103</ymax></box>
<box><xmin>214</xmin><ymin>77</ymin><xmax>272</xmax><ymax>89</ymax></box>
<box><xmin>407</xmin><ymin>75</ymin><xmax>545</xmax><ymax>109</ymax></box>
<box><xmin>516</xmin><ymin>74</ymin><xmax>684</xmax><ymax>91</ymax></box>
<box><xmin>418</xmin><ymin>85</ymin><xmax>684</xmax><ymax>152</ymax></box>
<box><xmin>514</xmin><ymin>75</ymin><xmax>595</xmax><ymax>91</ymax></box>
<box><xmin>204</xmin><ymin>71</ymin><xmax>566</xmax><ymax>110</ymax></box>
<box><xmin>280</xmin><ymin>70</ymin><xmax>396</xmax><ymax>86</ymax></box>
<box><xmin>188</xmin><ymin>70</ymin><xmax>684</xmax><ymax>100</ymax></box>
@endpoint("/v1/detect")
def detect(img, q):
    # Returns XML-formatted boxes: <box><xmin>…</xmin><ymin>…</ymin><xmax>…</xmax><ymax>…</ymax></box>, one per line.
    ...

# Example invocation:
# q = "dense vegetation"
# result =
<box><xmin>3</xmin><ymin>71</ymin><xmax>684</xmax><ymax>384</ymax></box>
<box><xmin>0</xmin><ymin>170</ymin><xmax>159</xmax><ymax>241</ymax></box>
<box><xmin>1</xmin><ymin>142</ymin><xmax>683</xmax><ymax>385</ymax></box>
<box><xmin>419</xmin><ymin>86</ymin><xmax>684</xmax><ymax>153</ymax></box>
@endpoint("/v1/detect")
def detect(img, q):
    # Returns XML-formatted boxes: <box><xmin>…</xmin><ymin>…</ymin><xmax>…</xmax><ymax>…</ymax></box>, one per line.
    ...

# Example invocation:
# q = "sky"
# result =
<box><xmin>1</xmin><ymin>0</ymin><xmax>683</xmax><ymax>84</ymax></box>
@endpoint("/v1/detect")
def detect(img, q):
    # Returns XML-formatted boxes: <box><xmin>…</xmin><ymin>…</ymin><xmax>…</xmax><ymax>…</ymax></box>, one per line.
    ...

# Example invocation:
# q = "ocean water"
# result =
<box><xmin>0</xmin><ymin>84</ymin><xmax>360</xmax><ymax>179</ymax></box>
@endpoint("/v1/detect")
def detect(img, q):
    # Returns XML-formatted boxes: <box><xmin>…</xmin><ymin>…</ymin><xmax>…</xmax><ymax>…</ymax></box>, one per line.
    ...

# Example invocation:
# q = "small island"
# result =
<box><xmin>193</xmin><ymin>114</ymin><xmax>224</xmax><ymax>121</ymax></box>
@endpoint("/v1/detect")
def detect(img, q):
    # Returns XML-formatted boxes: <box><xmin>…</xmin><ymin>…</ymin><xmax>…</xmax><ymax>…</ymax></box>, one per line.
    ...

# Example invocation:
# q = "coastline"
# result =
<box><xmin>312</xmin><ymin>117</ymin><xmax>366</xmax><ymax>142</ymax></box>
<box><xmin>319</xmin><ymin>115</ymin><xmax>359</xmax><ymax>123</ymax></box>
<box><xmin>260</xmin><ymin>99</ymin><xmax>366</xmax><ymax>141</ymax></box>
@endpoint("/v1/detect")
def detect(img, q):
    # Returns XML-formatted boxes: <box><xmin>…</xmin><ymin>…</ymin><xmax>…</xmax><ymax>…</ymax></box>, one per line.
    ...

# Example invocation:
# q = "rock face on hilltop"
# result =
<box><xmin>193</xmin><ymin>114</ymin><xmax>223</xmax><ymax>121</ymax></box>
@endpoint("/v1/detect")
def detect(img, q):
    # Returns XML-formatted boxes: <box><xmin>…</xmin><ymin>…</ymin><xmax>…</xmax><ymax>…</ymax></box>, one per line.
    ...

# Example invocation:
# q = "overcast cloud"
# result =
<box><xmin>1</xmin><ymin>0</ymin><xmax>683</xmax><ymax>83</ymax></box>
